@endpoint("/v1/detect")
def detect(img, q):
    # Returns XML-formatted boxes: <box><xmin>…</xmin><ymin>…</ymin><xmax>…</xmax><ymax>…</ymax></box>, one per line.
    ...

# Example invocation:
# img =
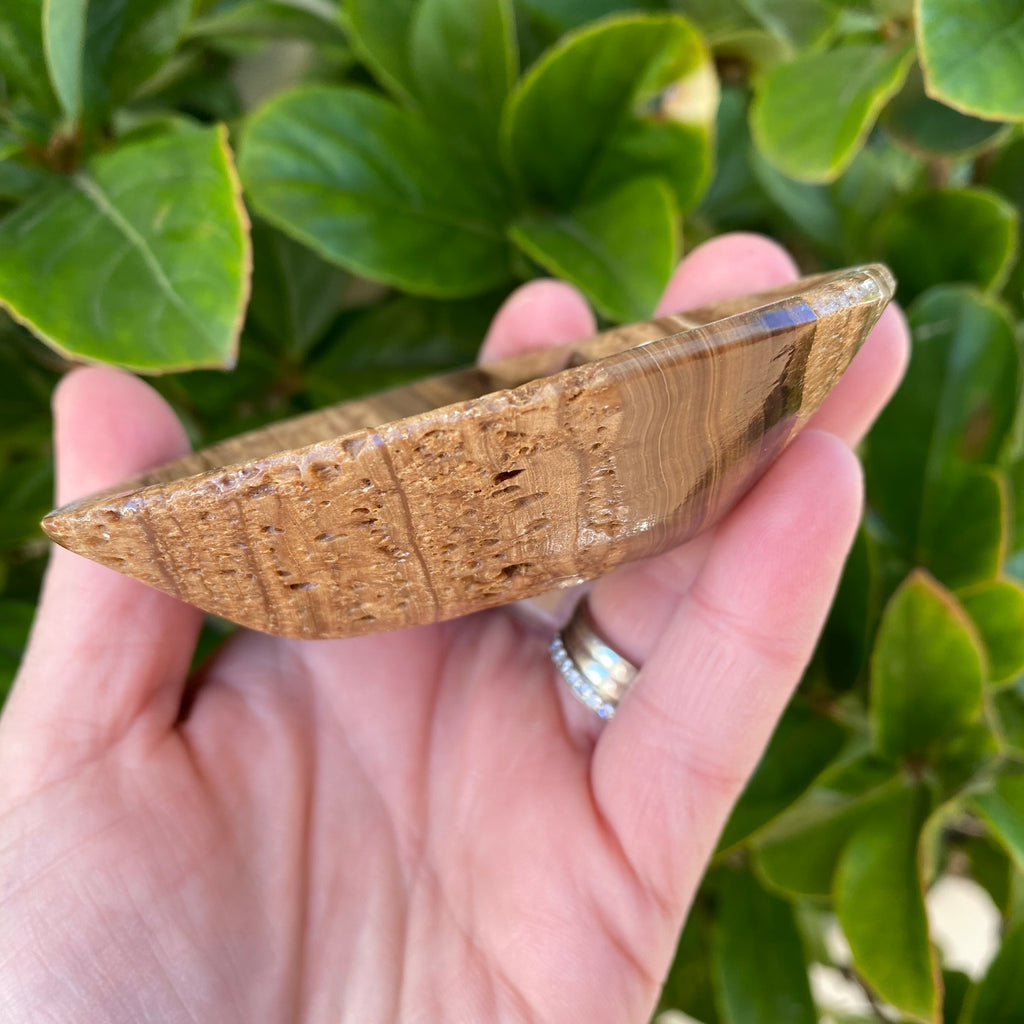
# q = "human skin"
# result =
<box><xmin>0</xmin><ymin>233</ymin><xmax>908</xmax><ymax>1023</ymax></box>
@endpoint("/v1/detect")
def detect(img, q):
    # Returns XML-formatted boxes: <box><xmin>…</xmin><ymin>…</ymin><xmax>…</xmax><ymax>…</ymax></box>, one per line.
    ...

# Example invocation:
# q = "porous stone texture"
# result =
<box><xmin>43</xmin><ymin>265</ymin><xmax>894</xmax><ymax>638</ymax></box>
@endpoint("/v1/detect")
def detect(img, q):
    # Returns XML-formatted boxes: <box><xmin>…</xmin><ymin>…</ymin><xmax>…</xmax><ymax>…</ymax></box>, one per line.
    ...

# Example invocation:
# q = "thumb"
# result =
<box><xmin>0</xmin><ymin>367</ymin><xmax>203</xmax><ymax>792</ymax></box>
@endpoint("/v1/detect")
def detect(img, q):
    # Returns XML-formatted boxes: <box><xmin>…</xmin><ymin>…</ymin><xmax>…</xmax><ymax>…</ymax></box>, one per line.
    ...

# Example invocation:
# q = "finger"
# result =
<box><xmin>480</xmin><ymin>278</ymin><xmax>595</xmax><ymax>363</ymax></box>
<box><xmin>593</xmin><ymin>430</ymin><xmax>863</xmax><ymax>909</ymax></box>
<box><xmin>1</xmin><ymin>367</ymin><xmax>203</xmax><ymax>783</ymax></box>
<box><xmin>655</xmin><ymin>231</ymin><xmax>799</xmax><ymax>314</ymax></box>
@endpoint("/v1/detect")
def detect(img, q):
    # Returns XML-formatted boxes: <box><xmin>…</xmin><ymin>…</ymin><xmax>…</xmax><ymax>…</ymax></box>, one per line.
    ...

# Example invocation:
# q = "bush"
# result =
<box><xmin>1</xmin><ymin>1</ymin><xmax>1023</xmax><ymax>1021</ymax></box>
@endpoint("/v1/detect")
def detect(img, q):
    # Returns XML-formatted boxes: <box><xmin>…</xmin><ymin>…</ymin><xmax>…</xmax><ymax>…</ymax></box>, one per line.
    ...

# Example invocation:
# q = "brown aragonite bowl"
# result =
<box><xmin>43</xmin><ymin>264</ymin><xmax>894</xmax><ymax>639</ymax></box>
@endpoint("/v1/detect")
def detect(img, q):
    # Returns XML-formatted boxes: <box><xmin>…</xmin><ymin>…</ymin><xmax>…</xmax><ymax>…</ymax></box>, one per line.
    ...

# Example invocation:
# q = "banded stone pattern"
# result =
<box><xmin>43</xmin><ymin>265</ymin><xmax>894</xmax><ymax>638</ymax></box>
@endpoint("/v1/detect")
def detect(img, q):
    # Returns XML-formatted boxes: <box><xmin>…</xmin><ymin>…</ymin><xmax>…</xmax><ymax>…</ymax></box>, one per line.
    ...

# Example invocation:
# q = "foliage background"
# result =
<box><xmin>1</xmin><ymin>1</ymin><xmax>1024</xmax><ymax>1022</ymax></box>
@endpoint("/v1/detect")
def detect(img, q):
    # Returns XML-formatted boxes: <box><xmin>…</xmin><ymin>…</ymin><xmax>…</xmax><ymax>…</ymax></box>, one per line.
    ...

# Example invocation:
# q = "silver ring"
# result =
<box><xmin>549</xmin><ymin>598</ymin><xmax>639</xmax><ymax>720</ymax></box>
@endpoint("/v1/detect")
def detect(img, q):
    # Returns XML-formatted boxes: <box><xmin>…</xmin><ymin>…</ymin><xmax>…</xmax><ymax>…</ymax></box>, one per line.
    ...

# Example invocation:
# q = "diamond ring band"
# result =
<box><xmin>549</xmin><ymin>598</ymin><xmax>638</xmax><ymax>720</ymax></box>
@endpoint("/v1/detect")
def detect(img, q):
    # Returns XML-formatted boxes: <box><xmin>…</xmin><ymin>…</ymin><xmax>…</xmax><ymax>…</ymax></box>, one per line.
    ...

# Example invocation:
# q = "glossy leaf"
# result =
<box><xmin>0</xmin><ymin>1</ymin><xmax>58</xmax><ymax>113</ymax></box>
<box><xmin>669</xmin><ymin>0</ymin><xmax>839</xmax><ymax>54</ymax></box>
<box><xmin>817</xmin><ymin>525</ymin><xmax>877</xmax><ymax>690</ymax></box>
<box><xmin>960</xmin><ymin>579</ymin><xmax>1024</xmax><ymax>684</ymax></box>
<box><xmin>867</xmin><ymin>287</ymin><xmax>1021</xmax><ymax>559</ymax></box>
<box><xmin>753</xmin><ymin>767</ymin><xmax>901</xmax><ymax>899</ymax></box>
<box><xmin>918</xmin><ymin>0</ymin><xmax>1024</xmax><ymax>121</ymax></box>
<box><xmin>873</xmin><ymin>188</ymin><xmax>1018</xmax><ymax>302</ymax></box>
<box><xmin>44</xmin><ymin>0</ymin><xmax>191</xmax><ymax>126</ymax></box>
<box><xmin>0</xmin><ymin>155</ymin><xmax>53</xmax><ymax>204</ymax></box>
<box><xmin>934</xmin><ymin>720</ymin><xmax>1001</xmax><ymax>797</ymax></box>
<box><xmin>248</xmin><ymin>221</ymin><xmax>346</xmax><ymax>358</ymax></box>
<box><xmin>830</xmin><ymin>133</ymin><xmax>926</xmax><ymax>252</ymax></box>
<box><xmin>306</xmin><ymin>292</ymin><xmax>501</xmax><ymax>406</ymax></box>
<box><xmin>993</xmin><ymin>681</ymin><xmax>1024</xmax><ymax>757</ymax></box>
<box><xmin>718</xmin><ymin>701</ymin><xmax>847</xmax><ymax>851</ymax></box>
<box><xmin>749</xmin><ymin>146</ymin><xmax>843</xmax><ymax>254</ymax></box>
<box><xmin>972</xmin><ymin>773</ymin><xmax>1024</xmax><ymax>873</ymax></box>
<box><xmin>942</xmin><ymin>969</ymin><xmax>971</xmax><ymax>1024</ymax></box>
<box><xmin>750</xmin><ymin>42</ymin><xmax>913</xmax><ymax>183</ymax></box>
<box><xmin>711</xmin><ymin>867</ymin><xmax>816</xmax><ymax>1024</ymax></box>
<box><xmin>918</xmin><ymin>466</ymin><xmax>1009</xmax><ymax>590</ymax></box>
<box><xmin>884</xmin><ymin>63</ymin><xmax>1006</xmax><ymax>157</ymax></box>
<box><xmin>239</xmin><ymin>86</ymin><xmax>513</xmax><ymax>298</ymax></box>
<box><xmin>0</xmin><ymin>457</ymin><xmax>52</xmax><ymax>553</ymax></box>
<box><xmin>987</xmin><ymin>134</ymin><xmax>1024</xmax><ymax>310</ymax></box>
<box><xmin>959</xmin><ymin>832</ymin><xmax>1015</xmax><ymax>914</ymax></box>
<box><xmin>870</xmin><ymin>571</ymin><xmax>984</xmax><ymax>760</ymax></box>
<box><xmin>345</xmin><ymin>0</ymin><xmax>418</xmax><ymax>98</ymax></box>
<box><xmin>411</xmin><ymin>0</ymin><xmax>516</xmax><ymax>157</ymax></box>
<box><xmin>503</xmin><ymin>14</ymin><xmax>717</xmax><ymax>212</ymax></box>
<box><xmin>697</xmin><ymin>86</ymin><xmax>773</xmax><ymax>230</ymax></box>
<box><xmin>188</xmin><ymin>0</ymin><xmax>347</xmax><ymax>43</ymax></box>
<box><xmin>658</xmin><ymin>900</ymin><xmax>720</xmax><ymax>1023</ymax></box>
<box><xmin>0</xmin><ymin>598</ymin><xmax>35</xmax><ymax>701</ymax></box>
<box><xmin>0</xmin><ymin>325</ymin><xmax>55</xmax><ymax>439</ymax></box>
<box><xmin>834</xmin><ymin>785</ymin><xmax>937</xmax><ymax>1023</ymax></box>
<box><xmin>510</xmin><ymin>176</ymin><xmax>677</xmax><ymax>321</ymax></box>
<box><xmin>0</xmin><ymin>125</ymin><xmax>251</xmax><ymax>372</ymax></box>
<box><xmin>43</xmin><ymin>0</ymin><xmax>87</xmax><ymax>121</ymax></box>
<box><xmin>962</xmin><ymin>918</ymin><xmax>1024</xmax><ymax>1023</ymax></box>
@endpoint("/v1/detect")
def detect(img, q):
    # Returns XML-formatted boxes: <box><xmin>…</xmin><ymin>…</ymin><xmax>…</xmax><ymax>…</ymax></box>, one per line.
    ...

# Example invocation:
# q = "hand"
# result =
<box><xmin>0</xmin><ymin>234</ymin><xmax>908</xmax><ymax>1023</ymax></box>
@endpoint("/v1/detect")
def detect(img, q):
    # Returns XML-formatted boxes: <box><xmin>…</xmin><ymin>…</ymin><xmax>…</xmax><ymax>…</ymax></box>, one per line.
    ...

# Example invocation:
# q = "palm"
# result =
<box><xmin>4</xmin><ymin>617</ymin><xmax>671</xmax><ymax>1021</ymax></box>
<box><xmin>0</xmin><ymin>236</ymin><xmax>908</xmax><ymax>1023</ymax></box>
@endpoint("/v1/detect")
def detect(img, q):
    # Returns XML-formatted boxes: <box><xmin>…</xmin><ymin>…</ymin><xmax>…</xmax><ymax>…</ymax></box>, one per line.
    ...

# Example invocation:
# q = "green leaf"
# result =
<box><xmin>962</xmin><ymin>919</ymin><xmax>1024</xmax><ymax>1023</ymax></box>
<box><xmin>817</xmin><ymin>525</ymin><xmax>878</xmax><ymax>690</ymax></box>
<box><xmin>188</xmin><ymin>0</ymin><xmax>347</xmax><ymax>43</ymax></box>
<box><xmin>872</xmin><ymin>188</ymin><xmax>1018</xmax><ymax>303</ymax></box>
<box><xmin>834</xmin><ymin>785</ymin><xmax>937</xmax><ymax>1023</ymax></box>
<box><xmin>0</xmin><ymin>324</ymin><xmax>56</xmax><ymax>439</ymax></box>
<box><xmin>697</xmin><ymin>86</ymin><xmax>774</xmax><ymax>230</ymax></box>
<box><xmin>711</xmin><ymin>867</ymin><xmax>816</xmax><ymax>1024</ymax></box>
<box><xmin>0</xmin><ymin>456</ymin><xmax>52</xmax><ymax>553</ymax></box>
<box><xmin>45</xmin><ymin>0</ymin><xmax>191</xmax><ymax>126</ymax></box>
<box><xmin>918</xmin><ymin>466</ymin><xmax>1009</xmax><ymax>590</ymax></box>
<box><xmin>503</xmin><ymin>14</ymin><xmax>717</xmax><ymax>212</ymax></box>
<box><xmin>669</xmin><ymin>0</ymin><xmax>839</xmax><ymax>56</ymax></box>
<box><xmin>942</xmin><ymin>969</ymin><xmax>971</xmax><ymax>1024</ymax></box>
<box><xmin>718</xmin><ymin>701</ymin><xmax>847</xmax><ymax>851</ymax></box>
<box><xmin>993</xmin><ymin>680</ymin><xmax>1024</xmax><ymax>757</ymax></box>
<box><xmin>742</xmin><ymin>0</ymin><xmax>840</xmax><ymax>50</ymax></box>
<box><xmin>0</xmin><ymin>154</ymin><xmax>54</xmax><ymax>203</ymax></box>
<box><xmin>960</xmin><ymin>579</ymin><xmax>1024</xmax><ymax>685</ymax></box>
<box><xmin>750</xmin><ymin>41</ymin><xmax>913</xmax><ymax>183</ymax></box>
<box><xmin>972</xmin><ymin>772</ymin><xmax>1024</xmax><ymax>873</ymax></box>
<box><xmin>0</xmin><ymin>1</ymin><xmax>59</xmax><ymax>113</ymax></box>
<box><xmin>0</xmin><ymin>125</ymin><xmax>251</xmax><ymax>372</ymax></box>
<box><xmin>870</xmin><ymin>570</ymin><xmax>984</xmax><ymax>761</ymax></box>
<box><xmin>517</xmin><ymin>0</ymin><xmax>667</xmax><ymax>39</ymax></box>
<box><xmin>43</xmin><ymin>0</ymin><xmax>87</xmax><ymax>121</ymax></box>
<box><xmin>883</xmin><ymin>62</ymin><xmax>1007</xmax><ymax>158</ymax></box>
<box><xmin>918</xmin><ymin>0</ymin><xmax>1024</xmax><ymax>122</ymax></box>
<box><xmin>749</xmin><ymin>145</ymin><xmax>843</xmax><ymax>254</ymax></box>
<box><xmin>933</xmin><ymin>719</ymin><xmax>1000</xmax><ymax>796</ymax></box>
<box><xmin>866</xmin><ymin>286</ymin><xmax>1022</xmax><ymax>560</ymax></box>
<box><xmin>959</xmin><ymin>832</ymin><xmax>1015</xmax><ymax>914</ymax></box>
<box><xmin>239</xmin><ymin>85</ymin><xmax>513</xmax><ymax>298</ymax></box>
<box><xmin>510</xmin><ymin>176</ymin><xmax>677</xmax><ymax>321</ymax></box>
<box><xmin>411</xmin><ymin>0</ymin><xmax>516</xmax><ymax>159</ymax></box>
<box><xmin>0</xmin><ymin>598</ymin><xmax>35</xmax><ymax>703</ymax></box>
<box><xmin>657</xmin><ymin>899</ymin><xmax>720</xmax><ymax>1022</ymax></box>
<box><xmin>248</xmin><ymin>221</ymin><xmax>346</xmax><ymax>358</ymax></box>
<box><xmin>345</xmin><ymin>0</ymin><xmax>418</xmax><ymax>98</ymax></box>
<box><xmin>306</xmin><ymin>292</ymin><xmax>501</xmax><ymax>406</ymax></box>
<box><xmin>753</xmin><ymin>764</ymin><xmax>901</xmax><ymax>899</ymax></box>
